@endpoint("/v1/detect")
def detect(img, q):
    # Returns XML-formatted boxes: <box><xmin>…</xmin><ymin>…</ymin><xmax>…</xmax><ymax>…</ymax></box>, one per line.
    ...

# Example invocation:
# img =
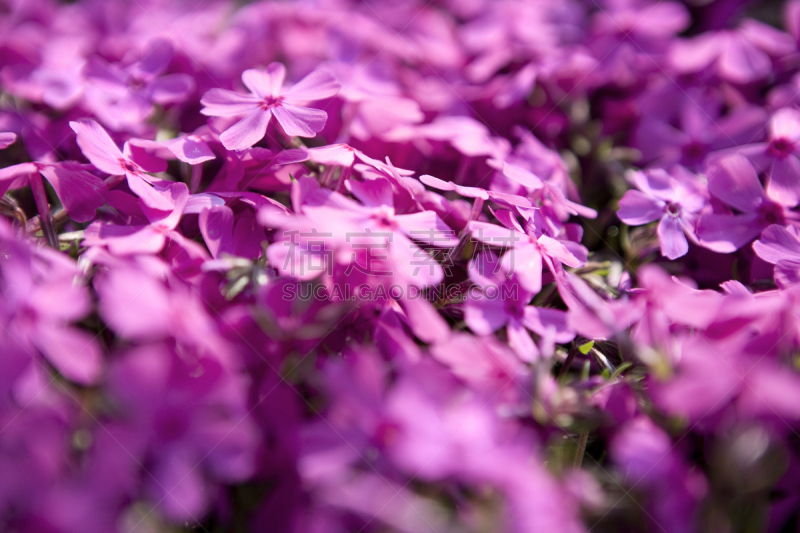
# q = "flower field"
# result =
<box><xmin>2</xmin><ymin>0</ymin><xmax>800</xmax><ymax>531</ymax></box>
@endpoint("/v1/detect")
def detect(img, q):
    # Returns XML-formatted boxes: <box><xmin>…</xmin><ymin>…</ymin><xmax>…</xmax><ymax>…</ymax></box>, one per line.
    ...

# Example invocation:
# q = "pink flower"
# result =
<box><xmin>493</xmin><ymin>160</ymin><xmax>598</xmax><ymax>220</ymax></box>
<box><xmin>69</xmin><ymin>119</ymin><xmax>174</xmax><ymax>211</ymax></box>
<box><xmin>200</xmin><ymin>62</ymin><xmax>340</xmax><ymax>150</ymax></box>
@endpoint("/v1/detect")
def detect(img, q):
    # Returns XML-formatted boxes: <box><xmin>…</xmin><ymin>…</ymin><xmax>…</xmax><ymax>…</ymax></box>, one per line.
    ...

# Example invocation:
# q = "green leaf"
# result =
<box><xmin>578</xmin><ymin>341</ymin><xmax>595</xmax><ymax>355</ymax></box>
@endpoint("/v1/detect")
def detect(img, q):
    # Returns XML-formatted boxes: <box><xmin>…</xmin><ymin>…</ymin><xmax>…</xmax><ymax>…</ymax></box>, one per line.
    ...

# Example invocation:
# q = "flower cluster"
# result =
<box><xmin>2</xmin><ymin>0</ymin><xmax>800</xmax><ymax>532</ymax></box>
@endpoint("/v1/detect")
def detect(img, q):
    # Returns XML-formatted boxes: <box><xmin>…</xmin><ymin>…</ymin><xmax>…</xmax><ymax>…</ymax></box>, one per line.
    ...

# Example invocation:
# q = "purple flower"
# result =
<box><xmin>128</xmin><ymin>135</ymin><xmax>216</xmax><ymax>166</ymax></box>
<box><xmin>92</xmin><ymin>261</ymin><xmax>223</xmax><ymax>355</ymax></box>
<box><xmin>197</xmin><ymin>200</ymin><xmax>265</xmax><ymax>261</ymax></box>
<box><xmin>617</xmin><ymin>167</ymin><xmax>706</xmax><ymax>259</ymax></box>
<box><xmin>494</xmin><ymin>160</ymin><xmax>598</xmax><ymax>220</ymax></box>
<box><xmin>200</xmin><ymin>62</ymin><xmax>340</xmax><ymax>150</ymax></box>
<box><xmin>266</xmin><ymin>176</ymin><xmax>458</xmax><ymax>288</ymax></box>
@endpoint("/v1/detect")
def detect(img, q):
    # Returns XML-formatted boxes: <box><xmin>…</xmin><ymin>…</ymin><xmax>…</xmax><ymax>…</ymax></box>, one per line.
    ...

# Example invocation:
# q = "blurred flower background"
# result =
<box><xmin>2</xmin><ymin>0</ymin><xmax>800</xmax><ymax>531</ymax></box>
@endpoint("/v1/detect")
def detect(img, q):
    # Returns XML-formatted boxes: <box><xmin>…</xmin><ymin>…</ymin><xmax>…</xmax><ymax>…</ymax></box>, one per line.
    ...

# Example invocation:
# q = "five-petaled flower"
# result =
<box><xmin>200</xmin><ymin>62</ymin><xmax>341</xmax><ymax>150</ymax></box>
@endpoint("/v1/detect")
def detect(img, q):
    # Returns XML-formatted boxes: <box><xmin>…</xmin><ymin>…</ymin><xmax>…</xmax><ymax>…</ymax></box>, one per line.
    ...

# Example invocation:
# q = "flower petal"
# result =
<box><xmin>69</xmin><ymin>119</ymin><xmax>125</xmax><ymax>175</ymax></box>
<box><xmin>285</xmin><ymin>68</ymin><xmax>341</xmax><ymax>103</ymax></box>
<box><xmin>617</xmin><ymin>190</ymin><xmax>665</xmax><ymax>225</ymax></box>
<box><xmin>150</xmin><ymin>74</ymin><xmax>194</xmax><ymax>104</ymax></box>
<box><xmin>200</xmin><ymin>88</ymin><xmax>262</xmax><ymax>117</ymax></box>
<box><xmin>767</xmin><ymin>156</ymin><xmax>800</xmax><ymax>207</ymax></box>
<box><xmin>706</xmin><ymin>154</ymin><xmax>766</xmax><ymax>212</ymax></box>
<box><xmin>753</xmin><ymin>224</ymin><xmax>800</xmax><ymax>263</ymax></box>
<box><xmin>219</xmin><ymin>108</ymin><xmax>271</xmax><ymax>151</ymax></box>
<box><xmin>35</xmin><ymin>325</ymin><xmax>102</xmax><ymax>385</ymax></box>
<box><xmin>507</xmin><ymin>319</ymin><xmax>537</xmax><ymax>361</ymax></box>
<box><xmin>464</xmin><ymin>295</ymin><xmax>507</xmax><ymax>335</ymax></box>
<box><xmin>242</xmin><ymin>63</ymin><xmax>286</xmax><ymax>99</ymax></box>
<box><xmin>396</xmin><ymin>211</ymin><xmax>459</xmax><ymax>246</ymax></box>
<box><xmin>657</xmin><ymin>215</ymin><xmax>689</xmax><ymax>259</ymax></box>
<box><xmin>538</xmin><ymin>235</ymin><xmax>584</xmax><ymax>268</ymax></box>
<box><xmin>775</xmin><ymin>259</ymin><xmax>800</xmax><ymax>289</ymax></box>
<box><xmin>39</xmin><ymin>164</ymin><xmax>106</xmax><ymax>223</ymax></box>
<box><xmin>696</xmin><ymin>213</ymin><xmax>762</xmax><ymax>253</ymax></box>
<box><xmin>0</xmin><ymin>132</ymin><xmax>16</xmax><ymax>149</ymax></box>
<box><xmin>272</xmin><ymin>103</ymin><xmax>327</xmax><ymax>137</ymax></box>
<box><xmin>503</xmin><ymin>244</ymin><xmax>542</xmax><ymax>294</ymax></box>
<box><xmin>126</xmin><ymin>172</ymin><xmax>175</xmax><ymax>211</ymax></box>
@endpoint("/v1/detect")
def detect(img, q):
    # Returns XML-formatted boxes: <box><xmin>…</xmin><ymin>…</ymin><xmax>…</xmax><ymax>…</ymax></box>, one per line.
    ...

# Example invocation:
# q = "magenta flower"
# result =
<box><xmin>394</xmin><ymin>116</ymin><xmax>511</xmax><ymax>159</ymax></box>
<box><xmin>69</xmin><ymin>118</ymin><xmax>174</xmax><ymax>211</ymax></box>
<box><xmin>83</xmin><ymin>40</ymin><xmax>194</xmax><ymax>132</ymax></box>
<box><xmin>93</xmin><ymin>262</ymin><xmax>222</xmax><ymax>354</ymax></box>
<box><xmin>0</xmin><ymin>160</ymin><xmax>106</xmax><ymax>222</ymax></box>
<box><xmin>697</xmin><ymin>154</ymin><xmax>794</xmax><ymax>253</ymax></box>
<box><xmin>200</xmin><ymin>62</ymin><xmax>340</xmax><ymax>150</ymax></box>
<box><xmin>128</xmin><ymin>135</ymin><xmax>216</xmax><ymax>166</ymax></box>
<box><xmin>83</xmin><ymin>181</ymin><xmax>195</xmax><ymax>256</ymax></box>
<box><xmin>0</xmin><ymin>219</ymin><xmax>102</xmax><ymax>385</ymax></box>
<box><xmin>302</xmin><ymin>143</ymin><xmax>386</xmax><ymax>188</ymax></box>
<box><xmin>267</xmin><ymin>176</ymin><xmax>458</xmax><ymax>287</ymax></box>
<box><xmin>561</xmin><ymin>271</ymin><xmax>643</xmax><ymax>340</ymax></box>
<box><xmin>198</xmin><ymin>203</ymin><xmax>265</xmax><ymax>261</ymax></box>
<box><xmin>744</xmin><ymin>107</ymin><xmax>800</xmax><ymax>207</ymax></box>
<box><xmin>469</xmin><ymin>208</ymin><xmax>587</xmax><ymax>294</ymax></box>
<box><xmin>9</xmin><ymin>0</ymin><xmax>800</xmax><ymax>530</ymax></box>
<box><xmin>430</xmin><ymin>332</ymin><xmax>528</xmax><ymax>402</ymax></box>
<box><xmin>611</xmin><ymin>416</ymin><xmax>708</xmax><ymax>533</ymax></box>
<box><xmin>495</xmin><ymin>161</ymin><xmax>598</xmax><ymax>220</ymax></box>
<box><xmin>669</xmin><ymin>19</ymin><xmax>795</xmax><ymax>84</ymax></box>
<box><xmin>463</xmin><ymin>252</ymin><xmax>574</xmax><ymax>361</ymax></box>
<box><xmin>617</xmin><ymin>167</ymin><xmax>706</xmax><ymax>259</ymax></box>
<box><xmin>420</xmin><ymin>173</ymin><xmax>532</xmax><ymax>208</ymax></box>
<box><xmin>631</xmin><ymin>92</ymin><xmax>766</xmax><ymax>169</ymax></box>
<box><xmin>753</xmin><ymin>224</ymin><xmax>800</xmax><ymax>288</ymax></box>
<box><xmin>107</xmin><ymin>344</ymin><xmax>257</xmax><ymax>521</ymax></box>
